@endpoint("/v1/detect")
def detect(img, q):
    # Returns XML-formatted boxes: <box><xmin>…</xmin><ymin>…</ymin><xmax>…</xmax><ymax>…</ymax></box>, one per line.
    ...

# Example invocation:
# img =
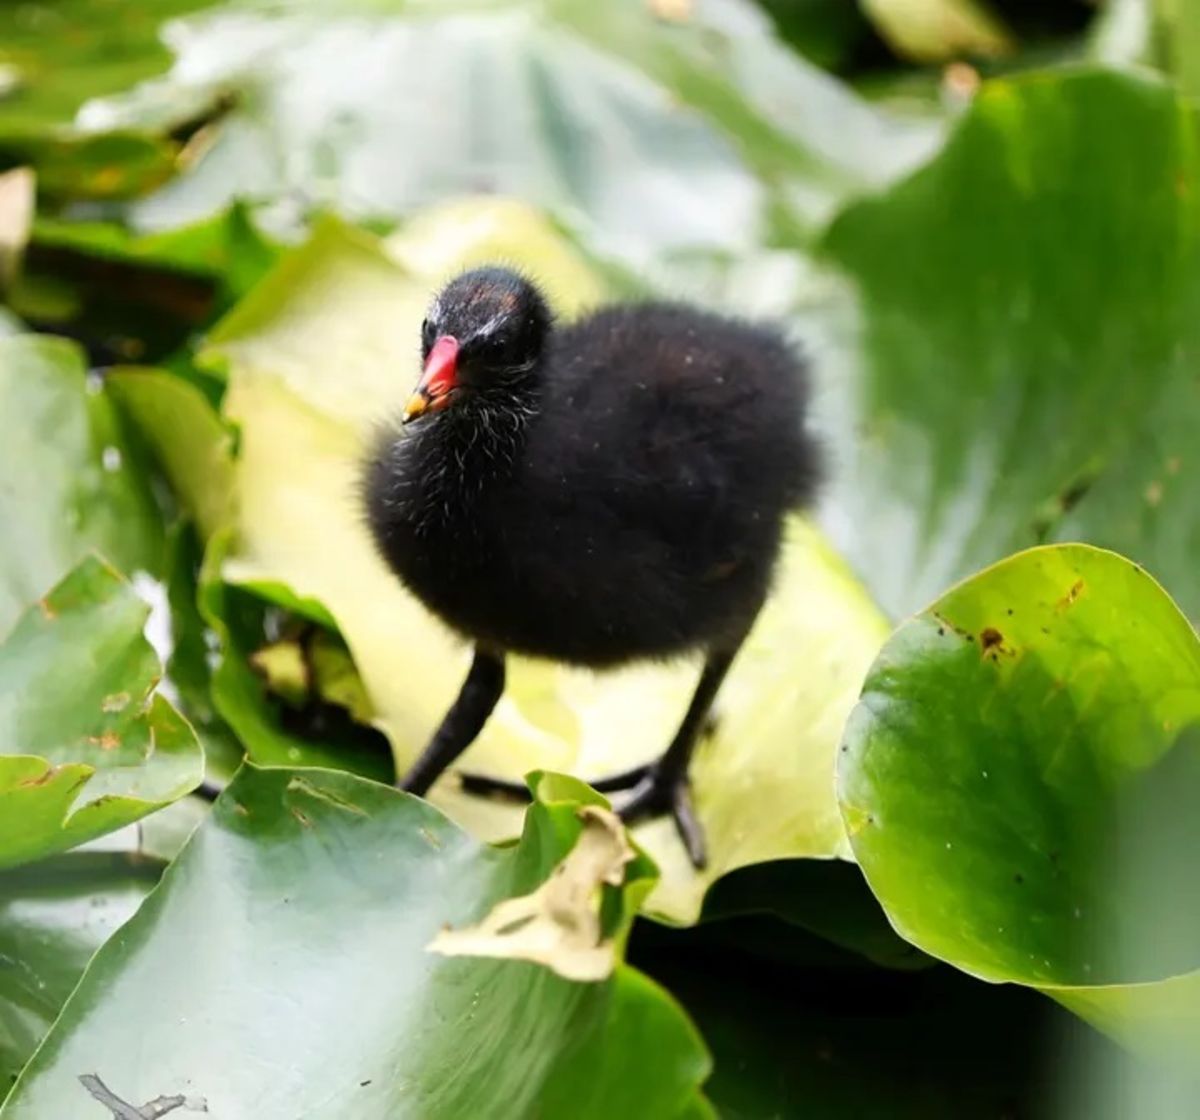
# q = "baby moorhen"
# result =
<box><xmin>363</xmin><ymin>267</ymin><xmax>820</xmax><ymax>868</ymax></box>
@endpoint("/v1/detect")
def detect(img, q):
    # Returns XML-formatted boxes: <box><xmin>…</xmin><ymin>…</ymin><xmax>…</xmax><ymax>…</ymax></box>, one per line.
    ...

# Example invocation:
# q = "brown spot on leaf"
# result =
<box><xmin>286</xmin><ymin>776</ymin><xmax>368</xmax><ymax>816</ymax></box>
<box><xmin>980</xmin><ymin>628</ymin><xmax>1003</xmax><ymax>652</ymax></box>
<box><xmin>1056</xmin><ymin>580</ymin><xmax>1085</xmax><ymax>611</ymax></box>
<box><xmin>932</xmin><ymin>612</ymin><xmax>972</xmax><ymax>641</ymax></box>
<box><xmin>1145</xmin><ymin>480</ymin><xmax>1163</xmax><ymax>506</ymax></box>
<box><xmin>88</xmin><ymin>732</ymin><xmax>121</xmax><ymax>751</ymax></box>
<box><xmin>290</xmin><ymin>807</ymin><xmax>313</xmax><ymax>828</ymax></box>
<box><xmin>37</xmin><ymin>597</ymin><xmax>56</xmax><ymax>620</ymax></box>
<box><xmin>1166</xmin><ymin>455</ymin><xmax>1181</xmax><ymax>475</ymax></box>
<box><xmin>18</xmin><ymin>765</ymin><xmax>61</xmax><ymax>788</ymax></box>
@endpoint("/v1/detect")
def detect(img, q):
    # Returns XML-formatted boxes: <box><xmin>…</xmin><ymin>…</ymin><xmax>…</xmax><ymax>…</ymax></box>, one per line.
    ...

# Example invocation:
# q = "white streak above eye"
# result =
<box><xmin>467</xmin><ymin>310</ymin><xmax>508</xmax><ymax>344</ymax></box>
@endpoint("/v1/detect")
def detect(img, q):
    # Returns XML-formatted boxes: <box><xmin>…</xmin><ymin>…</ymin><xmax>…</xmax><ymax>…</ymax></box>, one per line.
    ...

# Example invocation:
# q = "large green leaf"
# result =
<box><xmin>813</xmin><ymin>68</ymin><xmax>1200</xmax><ymax>620</ymax></box>
<box><xmin>0</xmin><ymin>851</ymin><xmax>160</xmax><ymax>1089</ymax></box>
<box><xmin>700</xmin><ymin>859</ymin><xmax>932</xmax><ymax>971</ymax></box>
<box><xmin>71</xmin><ymin>0</ymin><xmax>939</xmax><ymax>260</ymax></box>
<box><xmin>0</xmin><ymin>557</ymin><xmax>204</xmax><ymax>869</ymax></box>
<box><xmin>0</xmin><ymin>0</ymin><xmax>214</xmax><ymax>133</ymax></box>
<box><xmin>106</xmin><ymin>367</ymin><xmax>235</xmax><ymax>538</ymax></box>
<box><xmin>1</xmin><ymin>765</ymin><xmax>711</xmax><ymax>1118</ymax></box>
<box><xmin>839</xmin><ymin>544</ymin><xmax>1200</xmax><ymax>1058</ymax></box>
<box><xmin>0</xmin><ymin>0</ymin><xmax>216</xmax><ymax>199</ymax></box>
<box><xmin>201</xmin><ymin>203</ymin><xmax>888</xmax><ymax>921</ymax></box>
<box><xmin>0</xmin><ymin>335</ymin><xmax>162</xmax><ymax>635</ymax></box>
<box><xmin>11</xmin><ymin>205</ymin><xmax>282</xmax><ymax>361</ymax></box>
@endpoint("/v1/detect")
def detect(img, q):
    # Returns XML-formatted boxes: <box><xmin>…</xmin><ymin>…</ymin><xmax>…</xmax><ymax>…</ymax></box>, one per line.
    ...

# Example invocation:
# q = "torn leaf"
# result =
<box><xmin>428</xmin><ymin>806</ymin><xmax>635</xmax><ymax>982</ymax></box>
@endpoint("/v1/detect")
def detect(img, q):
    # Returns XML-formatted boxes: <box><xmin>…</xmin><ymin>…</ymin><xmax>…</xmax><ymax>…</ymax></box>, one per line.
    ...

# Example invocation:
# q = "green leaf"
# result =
<box><xmin>839</xmin><ymin>543</ymin><xmax>1200</xmax><ymax>1058</ymax></box>
<box><xmin>0</xmin><ymin>132</ymin><xmax>177</xmax><ymax>202</ymax></box>
<box><xmin>0</xmin><ymin>556</ymin><xmax>204</xmax><ymax>868</ymax></box>
<box><xmin>105</xmin><ymin>367</ymin><xmax>235</xmax><ymax>538</ymax></box>
<box><xmin>700</xmin><ymin>859</ymin><xmax>933</xmax><ymax>971</ymax></box>
<box><xmin>0</xmin><ymin>0</ymin><xmax>215</xmax><ymax>134</ymax></box>
<box><xmin>754</xmin><ymin>0</ymin><xmax>873</xmax><ymax>72</ymax></box>
<box><xmin>202</xmin><ymin>204</ymin><xmax>888</xmax><ymax>922</ymax></box>
<box><xmin>11</xmin><ymin>207</ymin><xmax>280</xmax><ymax>364</ymax></box>
<box><xmin>860</xmin><ymin>0</ymin><xmax>1015</xmax><ymax>62</ymax></box>
<box><xmin>814</xmin><ymin>68</ymin><xmax>1200</xmax><ymax>620</ymax></box>
<box><xmin>1156</xmin><ymin>0</ymin><xmax>1200</xmax><ymax>99</ymax></box>
<box><xmin>197</xmin><ymin>529</ymin><xmax>395</xmax><ymax>785</ymax></box>
<box><xmin>0</xmin><ymin>0</ymin><xmax>221</xmax><ymax>199</ymax></box>
<box><xmin>0</xmin><ymin>334</ymin><xmax>162</xmax><ymax>636</ymax></box>
<box><xmin>31</xmin><ymin>202</ymin><xmax>281</xmax><ymax>309</ymax></box>
<box><xmin>160</xmin><ymin>522</ymin><xmax>244</xmax><ymax>785</ymax></box>
<box><xmin>75</xmin><ymin>0</ymin><xmax>939</xmax><ymax>257</ymax></box>
<box><xmin>1</xmin><ymin>765</ymin><xmax>711</xmax><ymax>1118</ymax></box>
<box><xmin>0</xmin><ymin>851</ymin><xmax>160</xmax><ymax>1089</ymax></box>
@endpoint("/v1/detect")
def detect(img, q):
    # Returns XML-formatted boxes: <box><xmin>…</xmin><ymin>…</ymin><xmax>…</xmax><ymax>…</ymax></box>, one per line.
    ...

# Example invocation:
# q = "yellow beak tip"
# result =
<box><xmin>401</xmin><ymin>395</ymin><xmax>428</xmax><ymax>424</ymax></box>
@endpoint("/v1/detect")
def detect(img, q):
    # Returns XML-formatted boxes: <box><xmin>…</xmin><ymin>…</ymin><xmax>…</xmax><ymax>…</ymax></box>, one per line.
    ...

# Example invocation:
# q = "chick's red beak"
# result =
<box><xmin>403</xmin><ymin>335</ymin><xmax>460</xmax><ymax>423</ymax></box>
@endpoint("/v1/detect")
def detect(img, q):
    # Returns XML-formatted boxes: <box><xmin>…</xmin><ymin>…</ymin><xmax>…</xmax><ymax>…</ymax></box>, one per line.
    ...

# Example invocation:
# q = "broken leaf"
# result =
<box><xmin>0</xmin><ymin>765</ymin><xmax>710</xmax><ymax>1119</ymax></box>
<box><xmin>429</xmin><ymin>805</ymin><xmax>636</xmax><ymax>981</ymax></box>
<box><xmin>0</xmin><ymin>556</ymin><xmax>204</xmax><ymax>869</ymax></box>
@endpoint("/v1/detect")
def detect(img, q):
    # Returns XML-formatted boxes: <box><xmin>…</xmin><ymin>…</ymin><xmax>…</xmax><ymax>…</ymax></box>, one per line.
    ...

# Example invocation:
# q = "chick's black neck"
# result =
<box><xmin>402</xmin><ymin>374</ymin><xmax>540</xmax><ymax>530</ymax></box>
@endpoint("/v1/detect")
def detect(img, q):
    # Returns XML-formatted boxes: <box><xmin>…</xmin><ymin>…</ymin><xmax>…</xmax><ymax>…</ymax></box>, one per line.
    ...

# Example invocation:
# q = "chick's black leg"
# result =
<box><xmin>459</xmin><ymin>653</ymin><xmax>732</xmax><ymax>868</ymax></box>
<box><xmin>401</xmin><ymin>647</ymin><xmax>505</xmax><ymax>797</ymax></box>
<box><xmin>617</xmin><ymin>649</ymin><xmax>734</xmax><ymax>871</ymax></box>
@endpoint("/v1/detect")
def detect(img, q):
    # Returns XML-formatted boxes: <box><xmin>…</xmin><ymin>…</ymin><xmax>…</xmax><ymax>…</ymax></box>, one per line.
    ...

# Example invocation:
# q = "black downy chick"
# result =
<box><xmin>363</xmin><ymin>267</ymin><xmax>820</xmax><ymax>867</ymax></box>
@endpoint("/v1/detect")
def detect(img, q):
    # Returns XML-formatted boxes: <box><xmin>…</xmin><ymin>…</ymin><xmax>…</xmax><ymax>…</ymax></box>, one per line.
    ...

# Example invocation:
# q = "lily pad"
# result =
<box><xmin>202</xmin><ymin>203</ymin><xmax>888</xmax><ymax>921</ymax></box>
<box><xmin>0</xmin><ymin>334</ymin><xmax>162</xmax><ymax>636</ymax></box>
<box><xmin>839</xmin><ymin>543</ymin><xmax>1200</xmax><ymax>1058</ymax></box>
<box><xmin>0</xmin><ymin>556</ymin><xmax>204</xmax><ymax>869</ymax></box>
<box><xmin>0</xmin><ymin>851</ymin><xmax>160</xmax><ymax>1087</ymax></box>
<box><xmin>74</xmin><ymin>0</ymin><xmax>940</xmax><ymax>261</ymax></box>
<box><xmin>0</xmin><ymin>765</ymin><xmax>711</xmax><ymax>1119</ymax></box>
<box><xmin>814</xmin><ymin>68</ymin><xmax>1200</xmax><ymax>621</ymax></box>
<box><xmin>0</xmin><ymin>0</ymin><xmax>215</xmax><ymax>133</ymax></box>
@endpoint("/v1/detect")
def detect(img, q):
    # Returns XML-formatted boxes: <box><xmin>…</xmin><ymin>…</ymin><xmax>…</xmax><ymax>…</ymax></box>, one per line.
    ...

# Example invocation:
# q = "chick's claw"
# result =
<box><xmin>616</xmin><ymin>767</ymin><xmax>707</xmax><ymax>871</ymax></box>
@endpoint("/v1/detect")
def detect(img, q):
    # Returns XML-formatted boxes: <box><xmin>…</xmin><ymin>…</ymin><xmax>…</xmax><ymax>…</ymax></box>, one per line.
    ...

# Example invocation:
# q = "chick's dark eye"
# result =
<box><xmin>421</xmin><ymin>318</ymin><xmax>435</xmax><ymax>347</ymax></box>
